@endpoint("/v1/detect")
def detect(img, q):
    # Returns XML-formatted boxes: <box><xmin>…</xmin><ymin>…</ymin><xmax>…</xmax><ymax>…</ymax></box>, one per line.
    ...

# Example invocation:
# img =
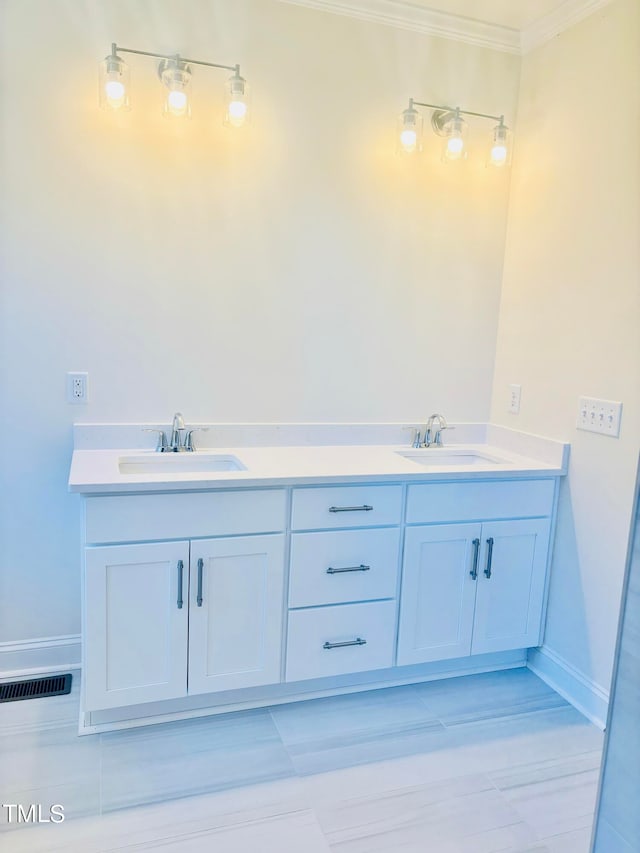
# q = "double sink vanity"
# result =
<box><xmin>69</xmin><ymin>418</ymin><xmax>569</xmax><ymax>734</ymax></box>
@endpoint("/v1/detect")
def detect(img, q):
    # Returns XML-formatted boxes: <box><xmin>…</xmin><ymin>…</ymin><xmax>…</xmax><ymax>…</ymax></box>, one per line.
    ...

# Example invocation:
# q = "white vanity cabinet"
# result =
<box><xmin>397</xmin><ymin>481</ymin><xmax>554</xmax><ymax>666</ymax></box>
<box><xmin>78</xmin><ymin>469</ymin><xmax>561</xmax><ymax>731</ymax></box>
<box><xmin>82</xmin><ymin>489</ymin><xmax>287</xmax><ymax>712</ymax></box>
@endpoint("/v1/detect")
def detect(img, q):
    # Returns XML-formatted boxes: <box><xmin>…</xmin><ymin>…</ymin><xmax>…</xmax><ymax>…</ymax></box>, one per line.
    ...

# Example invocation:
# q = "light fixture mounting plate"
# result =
<box><xmin>157</xmin><ymin>58</ymin><xmax>191</xmax><ymax>81</ymax></box>
<box><xmin>431</xmin><ymin>109</ymin><xmax>455</xmax><ymax>136</ymax></box>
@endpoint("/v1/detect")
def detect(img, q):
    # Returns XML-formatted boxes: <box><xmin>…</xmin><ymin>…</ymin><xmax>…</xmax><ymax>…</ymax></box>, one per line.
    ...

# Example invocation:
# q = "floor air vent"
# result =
<box><xmin>0</xmin><ymin>673</ymin><xmax>72</xmax><ymax>703</ymax></box>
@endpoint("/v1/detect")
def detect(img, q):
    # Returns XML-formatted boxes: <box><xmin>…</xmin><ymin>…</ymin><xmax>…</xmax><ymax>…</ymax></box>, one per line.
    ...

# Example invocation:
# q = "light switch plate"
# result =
<box><xmin>577</xmin><ymin>396</ymin><xmax>622</xmax><ymax>437</ymax></box>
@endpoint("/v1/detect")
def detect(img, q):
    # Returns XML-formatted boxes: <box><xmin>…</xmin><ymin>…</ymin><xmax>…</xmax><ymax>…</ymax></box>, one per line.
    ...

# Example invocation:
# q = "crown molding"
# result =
<box><xmin>278</xmin><ymin>0</ymin><xmax>521</xmax><ymax>53</ymax></box>
<box><xmin>521</xmin><ymin>0</ymin><xmax>614</xmax><ymax>53</ymax></box>
<box><xmin>277</xmin><ymin>0</ymin><xmax>614</xmax><ymax>55</ymax></box>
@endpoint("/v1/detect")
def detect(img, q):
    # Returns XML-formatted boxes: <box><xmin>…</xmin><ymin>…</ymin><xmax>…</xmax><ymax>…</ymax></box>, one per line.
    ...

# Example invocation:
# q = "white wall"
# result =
<box><xmin>0</xmin><ymin>0</ymin><xmax>519</xmax><ymax>647</ymax></box>
<box><xmin>491</xmin><ymin>0</ymin><xmax>640</xmax><ymax>704</ymax></box>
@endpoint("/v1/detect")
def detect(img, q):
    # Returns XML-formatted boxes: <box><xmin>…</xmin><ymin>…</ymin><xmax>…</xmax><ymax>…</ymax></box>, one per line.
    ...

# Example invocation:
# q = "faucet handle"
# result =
<box><xmin>184</xmin><ymin>427</ymin><xmax>209</xmax><ymax>452</ymax></box>
<box><xmin>402</xmin><ymin>426</ymin><xmax>423</xmax><ymax>448</ymax></box>
<box><xmin>142</xmin><ymin>428</ymin><xmax>168</xmax><ymax>452</ymax></box>
<box><xmin>433</xmin><ymin>424</ymin><xmax>455</xmax><ymax>446</ymax></box>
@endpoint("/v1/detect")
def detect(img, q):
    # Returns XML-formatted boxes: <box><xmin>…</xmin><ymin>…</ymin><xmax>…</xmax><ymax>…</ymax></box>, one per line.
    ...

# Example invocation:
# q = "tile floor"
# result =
<box><xmin>0</xmin><ymin>667</ymin><xmax>603</xmax><ymax>852</ymax></box>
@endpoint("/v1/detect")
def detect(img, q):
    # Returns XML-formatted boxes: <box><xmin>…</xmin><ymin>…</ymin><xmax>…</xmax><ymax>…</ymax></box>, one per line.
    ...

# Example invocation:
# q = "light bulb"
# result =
<box><xmin>160</xmin><ymin>61</ymin><xmax>192</xmax><ymax>119</ymax></box>
<box><xmin>167</xmin><ymin>89</ymin><xmax>188</xmax><ymax>114</ymax></box>
<box><xmin>400</xmin><ymin>129</ymin><xmax>417</xmax><ymax>152</ymax></box>
<box><xmin>447</xmin><ymin>136</ymin><xmax>464</xmax><ymax>157</ymax></box>
<box><xmin>490</xmin><ymin>144</ymin><xmax>508</xmax><ymax>165</ymax></box>
<box><xmin>442</xmin><ymin>112</ymin><xmax>467</xmax><ymax>162</ymax></box>
<box><xmin>105</xmin><ymin>79</ymin><xmax>125</xmax><ymax>106</ymax></box>
<box><xmin>225</xmin><ymin>70</ymin><xmax>249</xmax><ymax>127</ymax></box>
<box><xmin>99</xmin><ymin>51</ymin><xmax>130</xmax><ymax>111</ymax></box>
<box><xmin>227</xmin><ymin>99</ymin><xmax>247</xmax><ymax>126</ymax></box>
<box><xmin>397</xmin><ymin>103</ymin><xmax>422</xmax><ymax>154</ymax></box>
<box><xmin>488</xmin><ymin>122</ymin><xmax>511</xmax><ymax>167</ymax></box>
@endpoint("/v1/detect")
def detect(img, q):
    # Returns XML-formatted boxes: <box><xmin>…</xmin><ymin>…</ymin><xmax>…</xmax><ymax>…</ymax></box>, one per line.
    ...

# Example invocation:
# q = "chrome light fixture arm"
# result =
<box><xmin>410</xmin><ymin>98</ymin><xmax>504</xmax><ymax>126</ymax></box>
<box><xmin>109</xmin><ymin>43</ymin><xmax>239</xmax><ymax>75</ymax></box>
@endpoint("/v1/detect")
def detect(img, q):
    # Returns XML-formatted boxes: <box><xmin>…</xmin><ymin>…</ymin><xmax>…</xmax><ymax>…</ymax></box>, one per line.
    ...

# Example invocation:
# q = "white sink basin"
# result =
<box><xmin>119</xmin><ymin>453</ymin><xmax>247</xmax><ymax>475</ymax></box>
<box><xmin>397</xmin><ymin>448</ymin><xmax>509</xmax><ymax>467</ymax></box>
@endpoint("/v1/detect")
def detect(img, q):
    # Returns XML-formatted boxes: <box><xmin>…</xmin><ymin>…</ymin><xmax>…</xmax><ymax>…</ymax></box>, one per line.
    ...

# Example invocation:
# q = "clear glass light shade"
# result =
<box><xmin>488</xmin><ymin>122</ymin><xmax>512</xmax><ymax>167</ymax></box>
<box><xmin>442</xmin><ymin>113</ymin><xmax>467</xmax><ymax>162</ymax></box>
<box><xmin>161</xmin><ymin>64</ymin><xmax>192</xmax><ymax>118</ymax></box>
<box><xmin>99</xmin><ymin>55</ymin><xmax>130</xmax><ymax>110</ymax></box>
<box><xmin>397</xmin><ymin>107</ymin><xmax>423</xmax><ymax>154</ymax></box>
<box><xmin>225</xmin><ymin>71</ymin><xmax>249</xmax><ymax>127</ymax></box>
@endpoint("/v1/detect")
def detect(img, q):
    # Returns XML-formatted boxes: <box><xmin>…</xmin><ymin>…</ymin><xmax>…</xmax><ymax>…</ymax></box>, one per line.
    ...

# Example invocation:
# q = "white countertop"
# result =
<box><xmin>69</xmin><ymin>424</ymin><xmax>569</xmax><ymax>494</ymax></box>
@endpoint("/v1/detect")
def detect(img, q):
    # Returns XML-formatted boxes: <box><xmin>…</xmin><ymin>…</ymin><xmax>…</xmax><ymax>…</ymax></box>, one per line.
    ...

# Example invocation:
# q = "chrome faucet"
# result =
<box><xmin>169</xmin><ymin>412</ymin><xmax>186</xmax><ymax>451</ymax></box>
<box><xmin>425</xmin><ymin>413</ymin><xmax>451</xmax><ymax>447</ymax></box>
<box><xmin>142</xmin><ymin>413</ymin><xmax>209</xmax><ymax>452</ymax></box>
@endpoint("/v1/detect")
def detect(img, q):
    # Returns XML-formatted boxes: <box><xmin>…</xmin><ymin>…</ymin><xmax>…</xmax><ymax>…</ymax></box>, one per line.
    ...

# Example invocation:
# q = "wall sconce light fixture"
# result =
<box><xmin>99</xmin><ymin>43</ymin><xmax>249</xmax><ymax>125</ymax></box>
<box><xmin>398</xmin><ymin>98</ymin><xmax>512</xmax><ymax>167</ymax></box>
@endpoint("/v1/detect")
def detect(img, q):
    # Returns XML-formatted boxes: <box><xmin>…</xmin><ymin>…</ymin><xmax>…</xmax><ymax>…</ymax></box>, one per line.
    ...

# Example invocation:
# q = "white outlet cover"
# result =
<box><xmin>67</xmin><ymin>372</ymin><xmax>88</xmax><ymax>404</ymax></box>
<box><xmin>508</xmin><ymin>384</ymin><xmax>521</xmax><ymax>415</ymax></box>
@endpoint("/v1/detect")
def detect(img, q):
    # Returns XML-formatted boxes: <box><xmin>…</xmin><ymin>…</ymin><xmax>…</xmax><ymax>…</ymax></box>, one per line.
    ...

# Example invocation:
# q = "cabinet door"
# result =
<box><xmin>188</xmin><ymin>534</ymin><xmax>286</xmax><ymax>695</ymax></box>
<box><xmin>472</xmin><ymin>518</ymin><xmax>551</xmax><ymax>655</ymax></box>
<box><xmin>84</xmin><ymin>541</ymin><xmax>189</xmax><ymax>711</ymax></box>
<box><xmin>397</xmin><ymin>523</ymin><xmax>481</xmax><ymax>665</ymax></box>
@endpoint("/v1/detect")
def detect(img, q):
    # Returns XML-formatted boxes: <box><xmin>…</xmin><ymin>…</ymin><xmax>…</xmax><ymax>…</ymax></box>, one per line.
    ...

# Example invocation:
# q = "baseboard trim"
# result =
<box><xmin>82</xmin><ymin>650</ymin><xmax>526</xmax><ymax>734</ymax></box>
<box><xmin>527</xmin><ymin>645</ymin><xmax>609</xmax><ymax>730</ymax></box>
<box><xmin>1</xmin><ymin>639</ymin><xmax>606</xmax><ymax>730</ymax></box>
<box><xmin>0</xmin><ymin>635</ymin><xmax>81</xmax><ymax>680</ymax></box>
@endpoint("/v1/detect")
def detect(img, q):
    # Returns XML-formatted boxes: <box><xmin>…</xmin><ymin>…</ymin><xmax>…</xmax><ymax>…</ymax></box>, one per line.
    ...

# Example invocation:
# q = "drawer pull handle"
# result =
<box><xmin>197</xmin><ymin>558</ymin><xmax>204</xmax><ymax>606</ymax></box>
<box><xmin>323</xmin><ymin>638</ymin><xmax>367</xmax><ymax>650</ymax></box>
<box><xmin>328</xmin><ymin>505</ymin><xmax>373</xmax><ymax>513</ymax></box>
<box><xmin>484</xmin><ymin>537</ymin><xmax>494</xmax><ymax>579</ymax></box>
<box><xmin>470</xmin><ymin>539</ymin><xmax>480</xmax><ymax>580</ymax></box>
<box><xmin>326</xmin><ymin>564</ymin><xmax>371</xmax><ymax>575</ymax></box>
<box><xmin>177</xmin><ymin>560</ymin><xmax>184</xmax><ymax>609</ymax></box>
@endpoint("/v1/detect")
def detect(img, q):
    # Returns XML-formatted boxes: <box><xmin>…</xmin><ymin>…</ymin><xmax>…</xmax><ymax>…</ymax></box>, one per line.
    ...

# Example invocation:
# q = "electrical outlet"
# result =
<box><xmin>67</xmin><ymin>372</ymin><xmax>88</xmax><ymax>404</ymax></box>
<box><xmin>508</xmin><ymin>384</ymin><xmax>521</xmax><ymax>415</ymax></box>
<box><xmin>577</xmin><ymin>396</ymin><xmax>622</xmax><ymax>437</ymax></box>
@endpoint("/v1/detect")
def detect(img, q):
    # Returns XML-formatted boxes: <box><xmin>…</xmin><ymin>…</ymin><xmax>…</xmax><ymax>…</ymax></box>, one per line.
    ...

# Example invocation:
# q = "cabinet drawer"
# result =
<box><xmin>291</xmin><ymin>485</ymin><xmax>402</xmax><ymax>531</ymax></box>
<box><xmin>286</xmin><ymin>600</ymin><xmax>396</xmax><ymax>682</ymax></box>
<box><xmin>406</xmin><ymin>480</ymin><xmax>554</xmax><ymax>524</ymax></box>
<box><xmin>289</xmin><ymin>528</ymin><xmax>400</xmax><ymax>608</ymax></box>
<box><xmin>85</xmin><ymin>489</ymin><xmax>287</xmax><ymax>544</ymax></box>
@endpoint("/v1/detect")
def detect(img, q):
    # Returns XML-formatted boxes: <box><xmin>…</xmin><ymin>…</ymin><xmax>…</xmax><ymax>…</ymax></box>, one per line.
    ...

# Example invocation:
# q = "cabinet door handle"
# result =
<box><xmin>197</xmin><ymin>558</ymin><xmax>204</xmax><ymax>606</ymax></box>
<box><xmin>484</xmin><ymin>537</ymin><xmax>494</xmax><ymax>579</ymax></box>
<box><xmin>177</xmin><ymin>560</ymin><xmax>184</xmax><ymax>609</ymax></box>
<box><xmin>328</xmin><ymin>505</ymin><xmax>373</xmax><ymax>513</ymax></box>
<box><xmin>326</xmin><ymin>564</ymin><xmax>371</xmax><ymax>575</ymax></box>
<box><xmin>470</xmin><ymin>538</ymin><xmax>480</xmax><ymax>580</ymax></box>
<box><xmin>323</xmin><ymin>638</ymin><xmax>367</xmax><ymax>650</ymax></box>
